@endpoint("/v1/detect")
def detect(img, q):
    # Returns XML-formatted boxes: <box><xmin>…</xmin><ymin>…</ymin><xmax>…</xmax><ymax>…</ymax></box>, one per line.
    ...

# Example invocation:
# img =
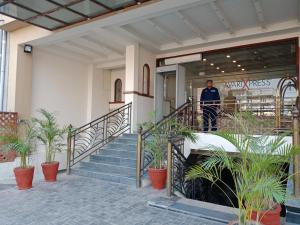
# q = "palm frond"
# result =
<box><xmin>33</xmin><ymin>109</ymin><xmax>67</xmax><ymax>162</ymax></box>
<box><xmin>186</xmin><ymin>165</ymin><xmax>215</xmax><ymax>182</ymax></box>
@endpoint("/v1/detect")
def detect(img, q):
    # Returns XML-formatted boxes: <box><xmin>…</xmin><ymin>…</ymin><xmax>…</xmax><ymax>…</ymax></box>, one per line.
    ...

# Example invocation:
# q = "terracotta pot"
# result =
<box><xmin>14</xmin><ymin>166</ymin><xmax>35</xmax><ymax>190</ymax></box>
<box><xmin>41</xmin><ymin>161</ymin><xmax>59</xmax><ymax>182</ymax></box>
<box><xmin>250</xmin><ymin>204</ymin><xmax>281</xmax><ymax>225</ymax></box>
<box><xmin>148</xmin><ymin>167</ymin><xmax>167</xmax><ymax>189</ymax></box>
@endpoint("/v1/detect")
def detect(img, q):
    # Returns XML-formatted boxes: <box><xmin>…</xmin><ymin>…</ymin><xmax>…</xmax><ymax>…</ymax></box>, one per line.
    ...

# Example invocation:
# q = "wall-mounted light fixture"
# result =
<box><xmin>24</xmin><ymin>44</ymin><xmax>33</xmax><ymax>53</ymax></box>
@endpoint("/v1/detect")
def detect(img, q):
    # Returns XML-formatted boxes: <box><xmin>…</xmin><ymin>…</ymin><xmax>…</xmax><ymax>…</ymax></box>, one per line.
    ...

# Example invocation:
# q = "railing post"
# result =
<box><xmin>66</xmin><ymin>124</ymin><xmax>72</xmax><ymax>175</ymax></box>
<box><xmin>167</xmin><ymin>136</ymin><xmax>173</xmax><ymax>197</ymax></box>
<box><xmin>136</xmin><ymin>126</ymin><xmax>142</xmax><ymax>188</ymax></box>
<box><xmin>293</xmin><ymin>107</ymin><xmax>300</xmax><ymax>197</ymax></box>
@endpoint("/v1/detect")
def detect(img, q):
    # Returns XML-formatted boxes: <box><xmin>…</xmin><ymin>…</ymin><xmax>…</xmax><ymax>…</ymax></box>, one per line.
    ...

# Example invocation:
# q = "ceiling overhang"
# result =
<box><xmin>0</xmin><ymin>0</ymin><xmax>153</xmax><ymax>31</ymax></box>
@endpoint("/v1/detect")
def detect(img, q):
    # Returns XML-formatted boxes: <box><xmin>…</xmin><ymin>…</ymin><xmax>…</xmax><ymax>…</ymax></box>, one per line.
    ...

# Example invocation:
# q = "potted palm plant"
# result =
<box><xmin>33</xmin><ymin>109</ymin><xmax>67</xmax><ymax>182</ymax></box>
<box><xmin>0</xmin><ymin>121</ymin><xmax>36</xmax><ymax>190</ymax></box>
<box><xmin>186</xmin><ymin>113</ymin><xmax>299</xmax><ymax>225</ymax></box>
<box><xmin>143</xmin><ymin>115</ymin><xmax>197</xmax><ymax>189</ymax></box>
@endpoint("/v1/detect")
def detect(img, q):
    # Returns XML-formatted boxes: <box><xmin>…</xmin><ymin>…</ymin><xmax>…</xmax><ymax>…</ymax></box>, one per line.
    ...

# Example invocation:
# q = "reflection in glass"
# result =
<box><xmin>0</xmin><ymin>4</ymin><xmax>37</xmax><ymax>20</ymax></box>
<box><xmin>69</xmin><ymin>0</ymin><xmax>108</xmax><ymax>17</ymax></box>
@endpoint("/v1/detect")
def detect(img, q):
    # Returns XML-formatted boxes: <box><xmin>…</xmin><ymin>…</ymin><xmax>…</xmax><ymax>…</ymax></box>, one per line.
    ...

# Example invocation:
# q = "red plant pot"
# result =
<box><xmin>14</xmin><ymin>166</ymin><xmax>35</xmax><ymax>190</ymax></box>
<box><xmin>41</xmin><ymin>161</ymin><xmax>59</xmax><ymax>182</ymax></box>
<box><xmin>148</xmin><ymin>167</ymin><xmax>167</xmax><ymax>189</ymax></box>
<box><xmin>250</xmin><ymin>204</ymin><xmax>281</xmax><ymax>225</ymax></box>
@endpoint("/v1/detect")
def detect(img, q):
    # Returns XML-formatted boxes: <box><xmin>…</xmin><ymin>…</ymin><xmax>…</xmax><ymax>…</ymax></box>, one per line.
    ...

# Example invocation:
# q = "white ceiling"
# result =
<box><xmin>30</xmin><ymin>0</ymin><xmax>300</xmax><ymax>66</ymax></box>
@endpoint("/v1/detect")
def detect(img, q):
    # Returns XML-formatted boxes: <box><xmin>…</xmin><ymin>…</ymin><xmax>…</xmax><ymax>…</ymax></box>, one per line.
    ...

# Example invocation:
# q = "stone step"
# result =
<box><xmin>113</xmin><ymin>138</ymin><xmax>137</xmax><ymax>144</ymax></box>
<box><xmin>80</xmin><ymin>161</ymin><xmax>136</xmax><ymax>176</ymax></box>
<box><xmin>148</xmin><ymin>197</ymin><xmax>236</xmax><ymax>224</ymax></box>
<box><xmin>121</xmin><ymin>133</ymin><xmax>138</xmax><ymax>139</ymax></box>
<box><xmin>104</xmin><ymin>143</ymin><xmax>136</xmax><ymax>151</ymax></box>
<box><xmin>97</xmin><ymin>148</ymin><xmax>136</xmax><ymax>159</ymax></box>
<box><xmin>72</xmin><ymin>167</ymin><xmax>136</xmax><ymax>186</ymax></box>
<box><xmin>286</xmin><ymin>211</ymin><xmax>300</xmax><ymax>224</ymax></box>
<box><xmin>90</xmin><ymin>154</ymin><xmax>136</xmax><ymax>167</ymax></box>
<box><xmin>71</xmin><ymin>133</ymin><xmax>139</xmax><ymax>187</ymax></box>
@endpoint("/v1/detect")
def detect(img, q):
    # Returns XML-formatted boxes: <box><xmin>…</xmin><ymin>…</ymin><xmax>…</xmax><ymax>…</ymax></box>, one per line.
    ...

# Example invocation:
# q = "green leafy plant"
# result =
<box><xmin>142</xmin><ymin>112</ymin><xmax>197</xmax><ymax>169</ymax></box>
<box><xmin>186</xmin><ymin>112</ymin><xmax>299</xmax><ymax>224</ymax></box>
<box><xmin>0</xmin><ymin>121</ymin><xmax>36</xmax><ymax>168</ymax></box>
<box><xmin>33</xmin><ymin>109</ymin><xmax>67</xmax><ymax>163</ymax></box>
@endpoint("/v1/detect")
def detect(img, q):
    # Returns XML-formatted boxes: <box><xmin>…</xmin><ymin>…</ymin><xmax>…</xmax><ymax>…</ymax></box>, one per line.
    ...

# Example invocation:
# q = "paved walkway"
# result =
<box><xmin>0</xmin><ymin>174</ymin><xmax>220</xmax><ymax>225</ymax></box>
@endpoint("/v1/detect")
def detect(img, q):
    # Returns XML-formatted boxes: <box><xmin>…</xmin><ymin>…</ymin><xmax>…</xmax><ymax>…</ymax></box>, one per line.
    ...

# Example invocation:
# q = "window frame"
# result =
<box><xmin>142</xmin><ymin>64</ymin><xmax>150</xmax><ymax>96</ymax></box>
<box><xmin>114</xmin><ymin>78</ymin><xmax>123</xmax><ymax>102</ymax></box>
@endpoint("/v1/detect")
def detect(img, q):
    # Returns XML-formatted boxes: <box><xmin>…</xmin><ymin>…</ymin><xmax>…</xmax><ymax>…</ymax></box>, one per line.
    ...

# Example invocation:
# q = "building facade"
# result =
<box><xmin>0</xmin><ymin>0</ymin><xmax>299</xmax><ymax>179</ymax></box>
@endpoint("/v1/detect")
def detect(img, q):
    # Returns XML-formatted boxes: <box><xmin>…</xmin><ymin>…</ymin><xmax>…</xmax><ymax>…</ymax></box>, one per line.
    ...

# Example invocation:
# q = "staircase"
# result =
<box><xmin>72</xmin><ymin>133</ymin><xmax>137</xmax><ymax>186</ymax></box>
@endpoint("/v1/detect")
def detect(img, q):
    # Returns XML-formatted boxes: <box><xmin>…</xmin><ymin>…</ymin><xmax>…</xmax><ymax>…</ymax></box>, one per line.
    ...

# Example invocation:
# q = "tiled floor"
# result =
<box><xmin>0</xmin><ymin>174</ymin><xmax>221</xmax><ymax>225</ymax></box>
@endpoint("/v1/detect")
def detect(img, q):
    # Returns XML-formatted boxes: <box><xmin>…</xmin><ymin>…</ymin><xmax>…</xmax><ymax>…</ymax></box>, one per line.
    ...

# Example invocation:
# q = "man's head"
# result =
<box><xmin>206</xmin><ymin>80</ymin><xmax>213</xmax><ymax>88</ymax></box>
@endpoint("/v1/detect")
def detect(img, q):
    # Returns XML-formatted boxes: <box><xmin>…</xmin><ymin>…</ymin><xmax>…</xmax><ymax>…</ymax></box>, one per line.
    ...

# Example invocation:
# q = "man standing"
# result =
<box><xmin>200</xmin><ymin>80</ymin><xmax>220</xmax><ymax>132</ymax></box>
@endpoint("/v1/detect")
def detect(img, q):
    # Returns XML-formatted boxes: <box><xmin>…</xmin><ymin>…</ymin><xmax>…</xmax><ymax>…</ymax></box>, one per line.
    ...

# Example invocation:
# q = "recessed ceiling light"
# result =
<box><xmin>210</xmin><ymin>63</ymin><xmax>214</xmax><ymax>66</ymax></box>
<box><xmin>237</xmin><ymin>64</ymin><xmax>241</xmax><ymax>67</ymax></box>
<box><xmin>232</xmin><ymin>60</ymin><xmax>236</xmax><ymax>63</ymax></box>
<box><xmin>216</xmin><ymin>67</ymin><xmax>220</xmax><ymax>70</ymax></box>
<box><xmin>221</xmin><ymin>70</ymin><xmax>225</xmax><ymax>73</ymax></box>
<box><xmin>226</xmin><ymin>55</ymin><xmax>231</xmax><ymax>58</ymax></box>
<box><xmin>241</xmin><ymin>68</ymin><xmax>245</xmax><ymax>71</ymax></box>
<box><xmin>203</xmin><ymin>58</ymin><xmax>207</xmax><ymax>61</ymax></box>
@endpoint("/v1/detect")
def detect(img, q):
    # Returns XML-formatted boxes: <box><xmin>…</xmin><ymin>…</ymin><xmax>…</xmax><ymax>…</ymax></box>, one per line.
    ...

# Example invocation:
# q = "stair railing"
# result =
<box><xmin>67</xmin><ymin>103</ymin><xmax>132</xmax><ymax>173</ymax></box>
<box><xmin>136</xmin><ymin>101</ymin><xmax>194</xmax><ymax>187</ymax></box>
<box><xmin>166</xmin><ymin>136</ymin><xmax>195</xmax><ymax>198</ymax></box>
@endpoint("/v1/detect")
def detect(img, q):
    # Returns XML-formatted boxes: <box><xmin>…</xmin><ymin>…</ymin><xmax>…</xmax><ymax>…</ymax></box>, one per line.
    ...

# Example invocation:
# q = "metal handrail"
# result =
<box><xmin>167</xmin><ymin>136</ymin><xmax>195</xmax><ymax>198</ymax></box>
<box><xmin>67</xmin><ymin>102</ymin><xmax>132</xmax><ymax>173</ymax></box>
<box><xmin>192</xmin><ymin>98</ymin><xmax>296</xmax><ymax>133</ymax></box>
<box><xmin>136</xmin><ymin>97</ymin><xmax>298</xmax><ymax>188</ymax></box>
<box><xmin>71</xmin><ymin>103</ymin><xmax>132</xmax><ymax>135</ymax></box>
<box><xmin>141</xmin><ymin>102</ymin><xmax>191</xmax><ymax>140</ymax></box>
<box><xmin>136</xmin><ymin>102</ymin><xmax>192</xmax><ymax>187</ymax></box>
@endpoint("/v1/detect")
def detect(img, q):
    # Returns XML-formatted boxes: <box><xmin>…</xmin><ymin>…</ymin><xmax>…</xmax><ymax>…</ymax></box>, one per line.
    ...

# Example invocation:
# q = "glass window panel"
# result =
<box><xmin>0</xmin><ymin>3</ymin><xmax>37</xmax><ymax>20</ymax></box>
<box><xmin>14</xmin><ymin>0</ymin><xmax>57</xmax><ymax>13</ymax></box>
<box><xmin>29</xmin><ymin>16</ymin><xmax>63</xmax><ymax>29</ymax></box>
<box><xmin>96</xmin><ymin>0</ymin><xmax>135</xmax><ymax>9</ymax></box>
<box><xmin>51</xmin><ymin>0</ymin><xmax>78</xmax><ymax>5</ymax></box>
<box><xmin>70</xmin><ymin>0</ymin><xmax>108</xmax><ymax>17</ymax></box>
<box><xmin>48</xmin><ymin>8</ymin><xmax>84</xmax><ymax>23</ymax></box>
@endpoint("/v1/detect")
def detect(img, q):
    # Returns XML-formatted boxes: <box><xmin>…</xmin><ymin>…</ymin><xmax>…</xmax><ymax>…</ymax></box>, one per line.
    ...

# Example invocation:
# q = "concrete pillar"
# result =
<box><xmin>7</xmin><ymin>45</ymin><xmax>33</xmax><ymax>119</ymax></box>
<box><xmin>125</xmin><ymin>44</ymin><xmax>139</xmax><ymax>131</ymax></box>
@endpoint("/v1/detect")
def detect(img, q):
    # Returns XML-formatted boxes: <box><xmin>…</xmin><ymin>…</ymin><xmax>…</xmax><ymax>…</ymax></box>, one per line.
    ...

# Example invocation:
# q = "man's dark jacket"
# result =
<box><xmin>200</xmin><ymin>87</ymin><xmax>220</xmax><ymax>105</ymax></box>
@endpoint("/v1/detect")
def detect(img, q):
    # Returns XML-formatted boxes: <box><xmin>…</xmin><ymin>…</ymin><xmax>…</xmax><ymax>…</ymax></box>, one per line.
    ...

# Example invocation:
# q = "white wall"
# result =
<box><xmin>1</xmin><ymin>49</ymin><xmax>90</xmax><ymax>181</ymax></box>
<box><xmin>31</xmin><ymin>49</ymin><xmax>89</xmax><ymax>126</ymax></box>
<box><xmin>137</xmin><ymin>95</ymin><xmax>154</xmax><ymax>127</ymax></box>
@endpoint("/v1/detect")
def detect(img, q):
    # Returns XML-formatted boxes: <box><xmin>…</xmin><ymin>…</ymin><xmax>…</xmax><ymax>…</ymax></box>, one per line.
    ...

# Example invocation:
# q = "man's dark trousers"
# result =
<box><xmin>203</xmin><ymin>106</ymin><xmax>217</xmax><ymax>132</ymax></box>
